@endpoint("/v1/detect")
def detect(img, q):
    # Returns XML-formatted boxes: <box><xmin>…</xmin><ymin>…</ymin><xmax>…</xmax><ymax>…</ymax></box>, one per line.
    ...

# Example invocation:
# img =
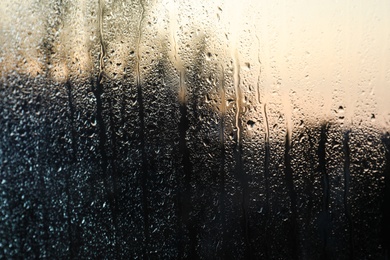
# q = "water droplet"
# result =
<box><xmin>247</xmin><ymin>120</ymin><xmax>255</xmax><ymax>130</ymax></box>
<box><xmin>205</xmin><ymin>52</ymin><xmax>212</xmax><ymax>61</ymax></box>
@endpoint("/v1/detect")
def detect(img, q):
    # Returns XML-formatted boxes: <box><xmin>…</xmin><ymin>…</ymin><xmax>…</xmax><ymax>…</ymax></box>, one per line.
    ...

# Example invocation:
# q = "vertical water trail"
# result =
<box><xmin>262</xmin><ymin>105</ymin><xmax>270</xmax><ymax>183</ymax></box>
<box><xmin>219</xmin><ymin>66</ymin><xmax>227</xmax><ymax>131</ymax></box>
<box><xmin>343</xmin><ymin>130</ymin><xmax>354</xmax><ymax>259</ymax></box>
<box><xmin>178</xmin><ymin>97</ymin><xmax>196</xmax><ymax>258</ymax></box>
<box><xmin>135</xmin><ymin>1</ymin><xmax>150</xmax><ymax>258</ymax></box>
<box><xmin>169</xmin><ymin>9</ymin><xmax>186</xmax><ymax>105</ymax></box>
<box><xmin>298</xmin><ymin>126</ymin><xmax>317</xmax><ymax>258</ymax></box>
<box><xmin>256</xmin><ymin>35</ymin><xmax>271</xmax><ymax>258</ymax></box>
<box><xmin>37</xmin><ymin>3</ymin><xmax>63</xmax><ymax>256</ymax></box>
<box><xmin>232</xmin><ymin>50</ymin><xmax>251</xmax><ymax>258</ymax></box>
<box><xmin>177</xmin><ymin>62</ymin><xmax>196</xmax><ymax>258</ymax></box>
<box><xmin>178</xmin><ymin>63</ymin><xmax>197</xmax><ymax>258</ymax></box>
<box><xmin>305</xmin><ymin>127</ymin><xmax>316</xmax><ymax>227</ymax></box>
<box><xmin>65</xmin><ymin>80</ymin><xmax>77</xmax><ymax>174</ymax></box>
<box><xmin>95</xmin><ymin>0</ymin><xmax>120</xmax><ymax>256</ymax></box>
<box><xmin>179</xmin><ymin>70</ymin><xmax>186</xmax><ymax>104</ymax></box>
<box><xmin>166</xmin><ymin>4</ymin><xmax>195</xmax><ymax>257</ymax></box>
<box><xmin>318</xmin><ymin>124</ymin><xmax>330</xmax><ymax>212</ymax></box>
<box><xmin>232</xmin><ymin>50</ymin><xmax>242</xmax><ymax>144</ymax></box>
<box><xmin>284</xmin><ymin>128</ymin><xmax>299</xmax><ymax>259</ymax></box>
<box><xmin>218</xmin><ymin>65</ymin><xmax>227</xmax><ymax>257</ymax></box>
<box><xmin>98</xmin><ymin>0</ymin><xmax>106</xmax><ymax>77</ymax></box>
<box><xmin>65</xmin><ymin>80</ymin><xmax>77</xmax><ymax>257</ymax></box>
<box><xmin>318</xmin><ymin>123</ymin><xmax>330</xmax><ymax>259</ymax></box>
<box><xmin>262</xmin><ymin>103</ymin><xmax>270</xmax><ymax>258</ymax></box>
<box><xmin>176</xmin><ymin>75</ymin><xmax>186</xmax><ymax>259</ymax></box>
<box><xmin>108</xmin><ymin>94</ymin><xmax>121</xmax><ymax>248</ymax></box>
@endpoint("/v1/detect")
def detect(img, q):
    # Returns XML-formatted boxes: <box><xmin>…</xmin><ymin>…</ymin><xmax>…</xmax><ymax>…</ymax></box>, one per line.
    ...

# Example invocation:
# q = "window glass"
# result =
<box><xmin>1</xmin><ymin>0</ymin><xmax>389</xmax><ymax>258</ymax></box>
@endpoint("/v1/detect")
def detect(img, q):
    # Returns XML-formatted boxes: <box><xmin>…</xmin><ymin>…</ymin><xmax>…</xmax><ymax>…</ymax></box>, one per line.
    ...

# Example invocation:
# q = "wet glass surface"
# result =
<box><xmin>1</xmin><ymin>0</ymin><xmax>390</xmax><ymax>259</ymax></box>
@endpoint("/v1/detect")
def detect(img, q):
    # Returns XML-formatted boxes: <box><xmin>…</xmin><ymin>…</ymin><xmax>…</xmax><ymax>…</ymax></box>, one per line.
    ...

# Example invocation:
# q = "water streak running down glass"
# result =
<box><xmin>0</xmin><ymin>0</ymin><xmax>389</xmax><ymax>259</ymax></box>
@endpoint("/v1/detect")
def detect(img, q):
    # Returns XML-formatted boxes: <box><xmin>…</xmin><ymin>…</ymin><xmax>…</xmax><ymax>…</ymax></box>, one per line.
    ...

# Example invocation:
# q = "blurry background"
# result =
<box><xmin>1</xmin><ymin>0</ymin><xmax>389</xmax><ymax>259</ymax></box>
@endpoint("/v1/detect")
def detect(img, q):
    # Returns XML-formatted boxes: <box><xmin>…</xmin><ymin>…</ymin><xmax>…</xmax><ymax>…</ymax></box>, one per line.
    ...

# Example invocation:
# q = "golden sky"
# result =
<box><xmin>1</xmin><ymin>0</ymin><xmax>389</xmax><ymax>129</ymax></box>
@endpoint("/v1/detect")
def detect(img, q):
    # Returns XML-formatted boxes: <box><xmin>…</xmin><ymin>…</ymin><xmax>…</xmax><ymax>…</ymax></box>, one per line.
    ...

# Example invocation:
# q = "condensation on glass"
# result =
<box><xmin>1</xmin><ymin>0</ymin><xmax>389</xmax><ymax>259</ymax></box>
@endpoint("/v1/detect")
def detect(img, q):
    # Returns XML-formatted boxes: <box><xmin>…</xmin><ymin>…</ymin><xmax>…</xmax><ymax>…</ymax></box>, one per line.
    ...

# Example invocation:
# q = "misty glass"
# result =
<box><xmin>1</xmin><ymin>0</ymin><xmax>389</xmax><ymax>259</ymax></box>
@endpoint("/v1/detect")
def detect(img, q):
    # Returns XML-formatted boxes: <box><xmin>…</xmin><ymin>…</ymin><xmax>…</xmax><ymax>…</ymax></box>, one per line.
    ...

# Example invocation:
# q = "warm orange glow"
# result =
<box><xmin>1</xmin><ymin>0</ymin><xmax>389</xmax><ymax>130</ymax></box>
